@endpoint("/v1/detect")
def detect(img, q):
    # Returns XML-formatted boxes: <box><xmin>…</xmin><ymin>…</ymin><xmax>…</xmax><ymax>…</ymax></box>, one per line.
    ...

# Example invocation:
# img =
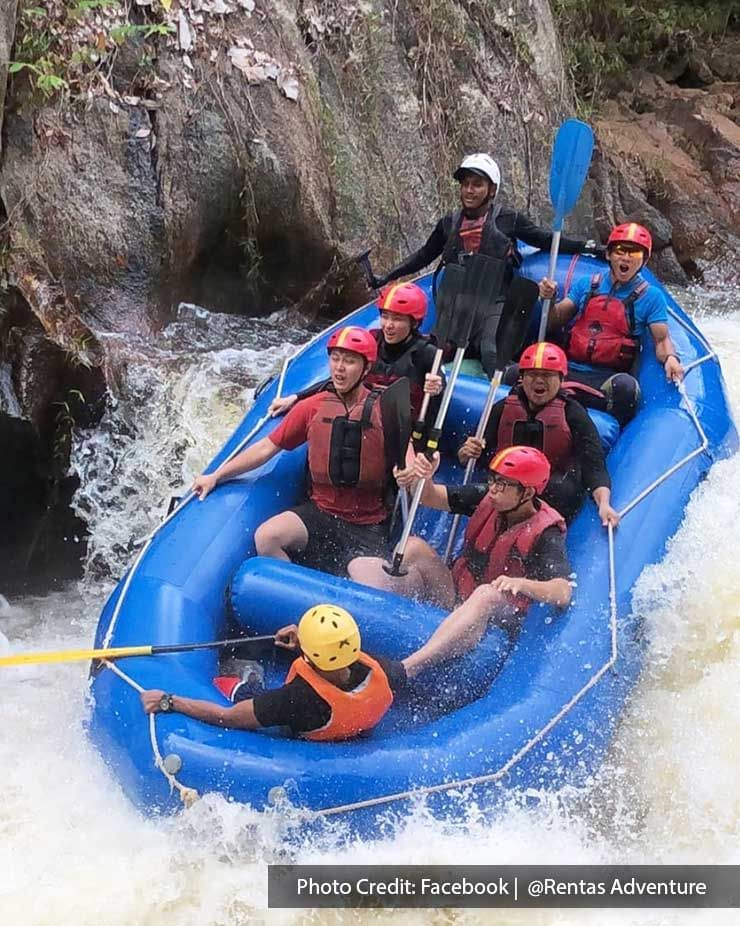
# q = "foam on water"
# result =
<box><xmin>1</xmin><ymin>301</ymin><xmax>738</xmax><ymax>925</ymax></box>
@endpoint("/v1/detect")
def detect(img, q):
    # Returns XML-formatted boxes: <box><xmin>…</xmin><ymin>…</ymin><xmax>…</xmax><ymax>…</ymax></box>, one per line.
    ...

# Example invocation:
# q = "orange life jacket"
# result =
<box><xmin>451</xmin><ymin>497</ymin><xmax>566</xmax><ymax>610</ymax></box>
<box><xmin>285</xmin><ymin>653</ymin><xmax>394</xmax><ymax>741</ymax></box>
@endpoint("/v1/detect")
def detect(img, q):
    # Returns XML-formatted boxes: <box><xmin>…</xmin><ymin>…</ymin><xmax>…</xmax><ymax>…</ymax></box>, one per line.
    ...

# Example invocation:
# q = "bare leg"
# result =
<box><xmin>402</xmin><ymin>584</ymin><xmax>508</xmax><ymax>678</ymax></box>
<box><xmin>254</xmin><ymin>511</ymin><xmax>309</xmax><ymax>560</ymax></box>
<box><xmin>348</xmin><ymin>536</ymin><xmax>456</xmax><ymax>608</ymax></box>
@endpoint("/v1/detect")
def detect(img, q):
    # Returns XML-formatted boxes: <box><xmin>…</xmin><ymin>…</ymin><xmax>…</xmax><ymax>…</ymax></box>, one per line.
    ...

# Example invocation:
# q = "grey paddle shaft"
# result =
<box><xmin>443</xmin><ymin>369</ymin><xmax>504</xmax><ymax>563</ymax></box>
<box><xmin>391</xmin><ymin>346</ymin><xmax>467</xmax><ymax>570</ymax></box>
<box><xmin>536</xmin><ymin>229</ymin><xmax>562</xmax><ymax>341</ymax></box>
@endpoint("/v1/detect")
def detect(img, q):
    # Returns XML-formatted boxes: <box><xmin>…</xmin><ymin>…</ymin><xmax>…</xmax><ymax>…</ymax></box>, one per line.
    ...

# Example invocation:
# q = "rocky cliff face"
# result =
<box><xmin>588</xmin><ymin>44</ymin><xmax>740</xmax><ymax>285</ymax></box>
<box><xmin>0</xmin><ymin>0</ymin><xmax>574</xmax><ymax>335</ymax></box>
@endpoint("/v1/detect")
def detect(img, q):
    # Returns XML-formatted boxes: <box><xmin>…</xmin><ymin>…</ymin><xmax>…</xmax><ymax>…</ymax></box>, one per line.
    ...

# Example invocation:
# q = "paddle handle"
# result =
<box><xmin>442</xmin><ymin>456</ymin><xmax>477</xmax><ymax>564</ymax></box>
<box><xmin>536</xmin><ymin>229</ymin><xmax>562</xmax><ymax>341</ymax></box>
<box><xmin>411</xmin><ymin>351</ymin><xmax>444</xmax><ymax>450</ymax></box>
<box><xmin>389</xmin><ymin>346</ymin><xmax>467</xmax><ymax>576</ymax></box>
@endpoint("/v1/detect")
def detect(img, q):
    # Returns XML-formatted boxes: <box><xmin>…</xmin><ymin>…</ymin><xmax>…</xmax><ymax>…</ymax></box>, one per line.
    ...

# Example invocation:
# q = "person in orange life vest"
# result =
<box><xmin>458</xmin><ymin>342</ymin><xmax>619</xmax><ymax>526</ymax></box>
<box><xmin>368</xmin><ymin>154</ymin><xmax>599</xmax><ymax>378</ymax></box>
<box><xmin>269</xmin><ymin>283</ymin><xmax>444</xmax><ymax>422</ymax></box>
<box><xmin>191</xmin><ymin>327</ymin><xmax>398</xmax><ymax>577</ymax></box>
<box><xmin>537</xmin><ymin>223</ymin><xmax>684</xmax><ymax>426</ymax></box>
<box><xmin>140</xmin><ymin>605</ymin><xmax>405</xmax><ymax>739</ymax></box>
<box><xmin>349</xmin><ymin>448</ymin><xmax>572</xmax><ymax>647</ymax></box>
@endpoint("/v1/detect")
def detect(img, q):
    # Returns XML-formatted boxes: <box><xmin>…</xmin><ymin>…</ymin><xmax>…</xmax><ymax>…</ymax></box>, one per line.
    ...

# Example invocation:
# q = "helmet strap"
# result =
<box><xmin>500</xmin><ymin>486</ymin><xmax>535</xmax><ymax>518</ymax></box>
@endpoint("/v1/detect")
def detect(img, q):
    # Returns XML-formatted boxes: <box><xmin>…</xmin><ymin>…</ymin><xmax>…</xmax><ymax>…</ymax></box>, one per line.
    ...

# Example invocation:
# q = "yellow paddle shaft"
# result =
<box><xmin>0</xmin><ymin>644</ymin><xmax>153</xmax><ymax>668</ymax></box>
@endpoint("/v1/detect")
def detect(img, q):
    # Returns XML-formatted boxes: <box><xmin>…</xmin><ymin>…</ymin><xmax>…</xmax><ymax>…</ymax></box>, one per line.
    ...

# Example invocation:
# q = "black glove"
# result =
<box><xmin>583</xmin><ymin>240</ymin><xmax>607</xmax><ymax>259</ymax></box>
<box><xmin>369</xmin><ymin>273</ymin><xmax>388</xmax><ymax>290</ymax></box>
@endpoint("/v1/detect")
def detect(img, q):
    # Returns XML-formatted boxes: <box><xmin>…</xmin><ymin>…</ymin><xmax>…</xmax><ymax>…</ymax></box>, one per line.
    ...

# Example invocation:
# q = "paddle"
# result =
<box><xmin>386</xmin><ymin>253</ymin><xmax>506</xmax><ymax>577</ymax></box>
<box><xmin>443</xmin><ymin>276</ymin><xmax>540</xmax><ymax>563</ymax></box>
<box><xmin>536</xmin><ymin>119</ymin><xmax>595</xmax><ymax>341</ymax></box>
<box><xmin>355</xmin><ymin>248</ymin><xmax>377</xmax><ymax>291</ymax></box>
<box><xmin>410</xmin><ymin>262</ymin><xmax>465</xmax><ymax>452</ymax></box>
<box><xmin>0</xmin><ymin>634</ymin><xmax>276</xmax><ymax>669</ymax></box>
<box><xmin>380</xmin><ymin>377</ymin><xmax>413</xmax><ymax>526</ymax></box>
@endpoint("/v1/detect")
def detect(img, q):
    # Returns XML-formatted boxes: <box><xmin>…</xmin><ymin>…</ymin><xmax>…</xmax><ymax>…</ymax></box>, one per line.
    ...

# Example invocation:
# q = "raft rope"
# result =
<box><xmin>100</xmin><ymin>298</ymin><xmax>719</xmax><ymax>815</ymax></box>
<box><xmin>103</xmin><ymin>660</ymin><xmax>199</xmax><ymax>807</ymax></box>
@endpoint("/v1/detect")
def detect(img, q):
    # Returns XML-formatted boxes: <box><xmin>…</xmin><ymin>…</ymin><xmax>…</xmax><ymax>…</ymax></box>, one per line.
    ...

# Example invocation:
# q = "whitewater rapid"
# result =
<box><xmin>1</xmin><ymin>297</ymin><xmax>738</xmax><ymax>925</ymax></box>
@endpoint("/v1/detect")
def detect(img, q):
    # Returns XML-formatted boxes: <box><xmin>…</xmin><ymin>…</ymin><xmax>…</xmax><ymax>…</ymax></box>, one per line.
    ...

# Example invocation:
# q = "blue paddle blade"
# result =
<box><xmin>549</xmin><ymin>119</ymin><xmax>594</xmax><ymax>230</ymax></box>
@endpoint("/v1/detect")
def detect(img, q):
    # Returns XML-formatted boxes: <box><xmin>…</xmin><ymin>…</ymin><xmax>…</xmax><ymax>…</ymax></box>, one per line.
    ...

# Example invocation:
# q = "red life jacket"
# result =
<box><xmin>567</xmin><ymin>273</ymin><xmax>649</xmax><ymax>372</ymax></box>
<box><xmin>307</xmin><ymin>385</ymin><xmax>388</xmax><ymax>499</ymax></box>
<box><xmin>496</xmin><ymin>389</ymin><xmax>574</xmax><ymax>473</ymax></box>
<box><xmin>285</xmin><ymin>653</ymin><xmax>394</xmax><ymax>741</ymax></box>
<box><xmin>450</xmin><ymin>497</ymin><xmax>566</xmax><ymax>610</ymax></box>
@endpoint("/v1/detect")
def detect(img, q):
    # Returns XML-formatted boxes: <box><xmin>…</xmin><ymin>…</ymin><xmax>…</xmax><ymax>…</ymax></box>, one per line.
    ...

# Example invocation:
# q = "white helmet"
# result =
<box><xmin>453</xmin><ymin>153</ymin><xmax>501</xmax><ymax>188</ymax></box>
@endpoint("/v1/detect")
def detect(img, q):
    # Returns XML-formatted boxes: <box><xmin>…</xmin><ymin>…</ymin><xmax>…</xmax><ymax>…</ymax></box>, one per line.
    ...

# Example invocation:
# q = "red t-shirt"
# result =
<box><xmin>458</xmin><ymin>213</ymin><xmax>486</xmax><ymax>254</ymax></box>
<box><xmin>269</xmin><ymin>391</ymin><xmax>388</xmax><ymax>524</ymax></box>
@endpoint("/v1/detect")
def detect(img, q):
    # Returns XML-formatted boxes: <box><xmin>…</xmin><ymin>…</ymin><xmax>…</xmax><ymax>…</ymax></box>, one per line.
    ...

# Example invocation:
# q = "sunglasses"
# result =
<box><xmin>610</xmin><ymin>244</ymin><xmax>645</xmax><ymax>258</ymax></box>
<box><xmin>487</xmin><ymin>472</ymin><xmax>522</xmax><ymax>490</ymax></box>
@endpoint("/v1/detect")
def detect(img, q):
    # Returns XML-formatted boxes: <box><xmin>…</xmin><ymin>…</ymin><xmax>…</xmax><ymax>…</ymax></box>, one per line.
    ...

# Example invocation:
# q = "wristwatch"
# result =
<box><xmin>158</xmin><ymin>693</ymin><xmax>175</xmax><ymax>713</ymax></box>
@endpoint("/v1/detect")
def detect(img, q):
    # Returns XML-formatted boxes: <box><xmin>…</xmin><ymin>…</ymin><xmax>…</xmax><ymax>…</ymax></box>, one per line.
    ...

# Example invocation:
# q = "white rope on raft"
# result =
<box><xmin>103</xmin><ymin>660</ymin><xmax>199</xmax><ymax>807</ymax></box>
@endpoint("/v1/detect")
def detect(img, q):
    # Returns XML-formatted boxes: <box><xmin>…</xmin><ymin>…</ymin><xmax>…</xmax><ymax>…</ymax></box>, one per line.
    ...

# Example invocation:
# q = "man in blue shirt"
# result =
<box><xmin>538</xmin><ymin>223</ymin><xmax>684</xmax><ymax>424</ymax></box>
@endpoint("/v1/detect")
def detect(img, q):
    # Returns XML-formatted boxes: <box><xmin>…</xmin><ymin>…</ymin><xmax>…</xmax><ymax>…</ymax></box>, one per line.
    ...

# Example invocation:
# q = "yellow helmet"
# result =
<box><xmin>297</xmin><ymin>604</ymin><xmax>361</xmax><ymax>671</ymax></box>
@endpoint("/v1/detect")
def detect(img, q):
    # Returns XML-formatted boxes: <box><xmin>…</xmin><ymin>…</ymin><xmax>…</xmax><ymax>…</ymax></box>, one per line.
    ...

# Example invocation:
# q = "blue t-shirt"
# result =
<box><xmin>565</xmin><ymin>272</ymin><xmax>668</xmax><ymax>373</ymax></box>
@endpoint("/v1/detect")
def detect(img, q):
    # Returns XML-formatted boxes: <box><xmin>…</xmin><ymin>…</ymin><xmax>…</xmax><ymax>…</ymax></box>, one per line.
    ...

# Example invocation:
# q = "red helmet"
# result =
<box><xmin>519</xmin><ymin>342</ymin><xmax>568</xmax><ymax>377</ymax></box>
<box><xmin>488</xmin><ymin>445</ymin><xmax>551</xmax><ymax>494</ymax></box>
<box><xmin>327</xmin><ymin>326</ymin><xmax>378</xmax><ymax>364</ymax></box>
<box><xmin>607</xmin><ymin>223</ymin><xmax>652</xmax><ymax>257</ymax></box>
<box><xmin>377</xmin><ymin>282</ymin><xmax>427</xmax><ymax>324</ymax></box>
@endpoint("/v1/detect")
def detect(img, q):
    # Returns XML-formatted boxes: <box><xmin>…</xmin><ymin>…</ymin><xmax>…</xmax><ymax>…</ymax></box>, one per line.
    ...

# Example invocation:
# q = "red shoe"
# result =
<box><xmin>213</xmin><ymin>675</ymin><xmax>242</xmax><ymax>700</ymax></box>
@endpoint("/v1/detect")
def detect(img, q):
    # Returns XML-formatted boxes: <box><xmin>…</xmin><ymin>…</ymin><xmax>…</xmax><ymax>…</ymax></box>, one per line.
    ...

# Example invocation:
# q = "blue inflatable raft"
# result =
<box><xmin>88</xmin><ymin>251</ymin><xmax>737</xmax><ymax>834</ymax></box>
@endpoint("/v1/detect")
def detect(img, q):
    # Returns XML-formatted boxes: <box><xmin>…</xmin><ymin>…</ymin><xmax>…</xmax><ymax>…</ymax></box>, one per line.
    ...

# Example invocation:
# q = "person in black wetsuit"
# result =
<box><xmin>269</xmin><ymin>282</ymin><xmax>444</xmax><ymax>420</ymax></box>
<box><xmin>369</xmin><ymin>153</ymin><xmax>599</xmax><ymax>377</ymax></box>
<box><xmin>457</xmin><ymin>342</ymin><xmax>619</xmax><ymax>524</ymax></box>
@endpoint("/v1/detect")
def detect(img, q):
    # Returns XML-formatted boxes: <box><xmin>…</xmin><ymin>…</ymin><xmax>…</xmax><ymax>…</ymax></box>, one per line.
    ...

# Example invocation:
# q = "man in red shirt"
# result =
<box><xmin>192</xmin><ymin>327</ymin><xmax>398</xmax><ymax>576</ymax></box>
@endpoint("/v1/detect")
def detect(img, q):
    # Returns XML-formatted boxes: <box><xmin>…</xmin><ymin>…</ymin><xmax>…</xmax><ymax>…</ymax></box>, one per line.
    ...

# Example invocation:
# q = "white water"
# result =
<box><xmin>1</xmin><ymin>297</ymin><xmax>738</xmax><ymax>925</ymax></box>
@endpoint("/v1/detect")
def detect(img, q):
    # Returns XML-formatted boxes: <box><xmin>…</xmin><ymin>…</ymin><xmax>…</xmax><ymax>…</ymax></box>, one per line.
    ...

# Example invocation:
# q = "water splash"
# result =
<box><xmin>69</xmin><ymin>306</ymin><xmax>316</xmax><ymax>580</ymax></box>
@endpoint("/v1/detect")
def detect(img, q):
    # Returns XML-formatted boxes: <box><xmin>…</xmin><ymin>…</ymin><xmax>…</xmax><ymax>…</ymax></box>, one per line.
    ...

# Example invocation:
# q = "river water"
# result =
<box><xmin>1</xmin><ymin>293</ymin><xmax>738</xmax><ymax>925</ymax></box>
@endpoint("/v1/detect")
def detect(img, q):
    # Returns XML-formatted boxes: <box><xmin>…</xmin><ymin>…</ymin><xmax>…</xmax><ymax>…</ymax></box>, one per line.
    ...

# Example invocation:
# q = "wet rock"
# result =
<box><xmin>590</xmin><ymin>59</ymin><xmax>740</xmax><ymax>284</ymax></box>
<box><xmin>1</xmin><ymin>101</ymin><xmax>165</xmax><ymax>333</ymax></box>
<box><xmin>6</xmin><ymin>327</ymin><xmax>64</xmax><ymax>430</ymax></box>
<box><xmin>708</xmin><ymin>39</ymin><xmax>740</xmax><ymax>82</ymax></box>
<box><xmin>0</xmin><ymin>410</ymin><xmax>50</xmax><ymax>591</ymax></box>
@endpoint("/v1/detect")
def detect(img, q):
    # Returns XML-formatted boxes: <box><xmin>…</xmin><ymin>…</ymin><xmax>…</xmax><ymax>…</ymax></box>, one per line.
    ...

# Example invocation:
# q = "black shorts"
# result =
<box><xmin>290</xmin><ymin>500</ymin><xmax>391</xmax><ymax>576</ymax></box>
